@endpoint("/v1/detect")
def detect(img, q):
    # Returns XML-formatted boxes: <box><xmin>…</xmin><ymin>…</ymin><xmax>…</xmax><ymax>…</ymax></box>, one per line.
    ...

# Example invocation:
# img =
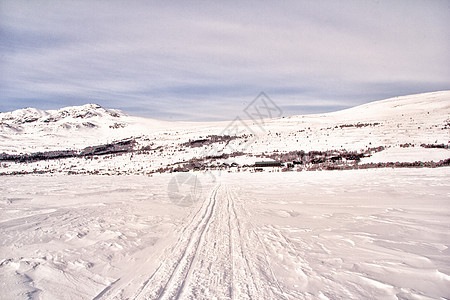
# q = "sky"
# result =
<box><xmin>0</xmin><ymin>0</ymin><xmax>449</xmax><ymax>121</ymax></box>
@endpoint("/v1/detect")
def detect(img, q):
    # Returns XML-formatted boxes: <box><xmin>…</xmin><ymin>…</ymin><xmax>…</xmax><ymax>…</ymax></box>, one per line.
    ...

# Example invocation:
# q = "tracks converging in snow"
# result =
<box><xmin>130</xmin><ymin>184</ymin><xmax>284</xmax><ymax>300</ymax></box>
<box><xmin>3</xmin><ymin>170</ymin><xmax>450</xmax><ymax>299</ymax></box>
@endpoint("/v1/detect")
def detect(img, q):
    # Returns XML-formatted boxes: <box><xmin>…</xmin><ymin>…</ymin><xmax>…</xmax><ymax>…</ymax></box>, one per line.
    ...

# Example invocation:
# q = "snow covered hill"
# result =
<box><xmin>0</xmin><ymin>91</ymin><xmax>449</xmax><ymax>175</ymax></box>
<box><xmin>0</xmin><ymin>103</ymin><xmax>169</xmax><ymax>154</ymax></box>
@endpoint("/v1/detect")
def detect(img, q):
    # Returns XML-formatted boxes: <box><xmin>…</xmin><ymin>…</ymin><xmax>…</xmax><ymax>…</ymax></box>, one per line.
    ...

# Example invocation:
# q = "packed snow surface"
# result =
<box><xmin>1</xmin><ymin>168</ymin><xmax>449</xmax><ymax>299</ymax></box>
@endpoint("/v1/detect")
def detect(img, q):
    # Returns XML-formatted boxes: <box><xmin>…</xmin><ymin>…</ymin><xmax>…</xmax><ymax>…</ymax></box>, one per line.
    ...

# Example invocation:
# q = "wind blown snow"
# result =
<box><xmin>0</xmin><ymin>169</ymin><xmax>449</xmax><ymax>299</ymax></box>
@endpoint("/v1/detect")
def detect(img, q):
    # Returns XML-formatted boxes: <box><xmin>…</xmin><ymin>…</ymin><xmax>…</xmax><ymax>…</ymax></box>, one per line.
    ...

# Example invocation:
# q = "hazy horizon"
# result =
<box><xmin>2</xmin><ymin>90</ymin><xmax>450</xmax><ymax>123</ymax></box>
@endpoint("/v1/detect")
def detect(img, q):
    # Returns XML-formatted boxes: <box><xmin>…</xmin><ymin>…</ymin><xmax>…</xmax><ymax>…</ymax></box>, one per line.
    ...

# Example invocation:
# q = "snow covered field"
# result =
<box><xmin>1</xmin><ymin>168</ymin><xmax>449</xmax><ymax>299</ymax></box>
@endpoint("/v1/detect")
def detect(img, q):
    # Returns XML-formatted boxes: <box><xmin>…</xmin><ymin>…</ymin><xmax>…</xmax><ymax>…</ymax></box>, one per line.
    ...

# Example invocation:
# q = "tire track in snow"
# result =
<box><xmin>176</xmin><ymin>184</ymin><xmax>233</xmax><ymax>299</ymax></box>
<box><xmin>132</xmin><ymin>183</ymin><xmax>288</xmax><ymax>300</ymax></box>
<box><xmin>173</xmin><ymin>184</ymin><xmax>270</xmax><ymax>299</ymax></box>
<box><xmin>226</xmin><ymin>186</ymin><xmax>262</xmax><ymax>299</ymax></box>
<box><xmin>134</xmin><ymin>184</ymin><xmax>221</xmax><ymax>300</ymax></box>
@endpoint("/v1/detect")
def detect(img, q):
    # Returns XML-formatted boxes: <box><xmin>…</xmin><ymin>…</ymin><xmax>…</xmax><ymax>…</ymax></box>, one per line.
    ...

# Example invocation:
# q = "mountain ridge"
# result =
<box><xmin>0</xmin><ymin>103</ymin><xmax>129</xmax><ymax>135</ymax></box>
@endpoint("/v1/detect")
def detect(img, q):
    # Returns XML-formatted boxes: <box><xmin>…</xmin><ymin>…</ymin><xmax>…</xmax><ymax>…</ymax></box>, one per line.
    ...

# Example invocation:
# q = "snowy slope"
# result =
<box><xmin>0</xmin><ymin>91</ymin><xmax>449</xmax><ymax>174</ymax></box>
<box><xmin>260</xmin><ymin>90</ymin><xmax>449</xmax><ymax>151</ymax></box>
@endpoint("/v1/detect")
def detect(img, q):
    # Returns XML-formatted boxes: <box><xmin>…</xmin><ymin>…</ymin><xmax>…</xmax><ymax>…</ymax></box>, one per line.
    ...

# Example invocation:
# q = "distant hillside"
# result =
<box><xmin>1</xmin><ymin>91</ymin><xmax>449</xmax><ymax>175</ymax></box>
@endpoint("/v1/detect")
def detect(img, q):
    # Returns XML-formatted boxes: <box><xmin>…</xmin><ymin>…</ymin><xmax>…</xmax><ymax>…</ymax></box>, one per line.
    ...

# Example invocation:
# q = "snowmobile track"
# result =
<box><xmin>134</xmin><ymin>184</ymin><xmax>221</xmax><ymax>299</ymax></box>
<box><xmin>130</xmin><ymin>184</ymin><xmax>286</xmax><ymax>300</ymax></box>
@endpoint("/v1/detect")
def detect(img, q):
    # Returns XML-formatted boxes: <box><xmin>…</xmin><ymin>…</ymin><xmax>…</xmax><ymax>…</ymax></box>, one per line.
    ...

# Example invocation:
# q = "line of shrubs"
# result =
<box><xmin>0</xmin><ymin>138</ymin><xmax>135</xmax><ymax>163</ymax></box>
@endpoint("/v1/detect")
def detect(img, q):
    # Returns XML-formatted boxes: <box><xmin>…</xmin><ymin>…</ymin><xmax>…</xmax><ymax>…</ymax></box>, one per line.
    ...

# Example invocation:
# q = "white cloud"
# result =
<box><xmin>0</xmin><ymin>0</ymin><xmax>449</xmax><ymax>120</ymax></box>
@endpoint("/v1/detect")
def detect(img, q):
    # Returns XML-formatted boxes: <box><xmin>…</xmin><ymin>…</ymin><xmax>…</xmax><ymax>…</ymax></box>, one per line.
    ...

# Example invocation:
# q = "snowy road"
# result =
<box><xmin>1</xmin><ymin>168</ymin><xmax>450</xmax><ymax>299</ymax></box>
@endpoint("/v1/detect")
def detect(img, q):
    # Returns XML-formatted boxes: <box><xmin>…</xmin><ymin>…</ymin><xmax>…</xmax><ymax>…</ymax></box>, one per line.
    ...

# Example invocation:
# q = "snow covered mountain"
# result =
<box><xmin>0</xmin><ymin>103</ymin><xmax>169</xmax><ymax>153</ymax></box>
<box><xmin>0</xmin><ymin>91</ymin><xmax>449</xmax><ymax>175</ymax></box>
<box><xmin>0</xmin><ymin>103</ymin><xmax>126</xmax><ymax>133</ymax></box>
